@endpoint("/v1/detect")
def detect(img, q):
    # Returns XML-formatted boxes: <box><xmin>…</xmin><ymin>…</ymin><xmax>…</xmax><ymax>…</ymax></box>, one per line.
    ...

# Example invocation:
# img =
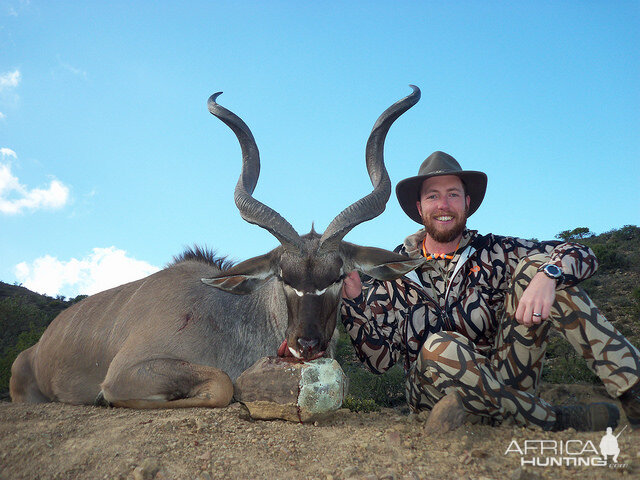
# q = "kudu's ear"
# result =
<box><xmin>202</xmin><ymin>252</ymin><xmax>276</xmax><ymax>295</ymax></box>
<box><xmin>342</xmin><ymin>244</ymin><xmax>424</xmax><ymax>281</ymax></box>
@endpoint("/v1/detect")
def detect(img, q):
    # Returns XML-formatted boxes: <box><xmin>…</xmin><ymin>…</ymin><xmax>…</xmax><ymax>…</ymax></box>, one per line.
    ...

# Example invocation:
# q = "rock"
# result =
<box><xmin>471</xmin><ymin>447</ymin><xmax>489</xmax><ymax>458</ymax></box>
<box><xmin>401</xmin><ymin>473</ymin><xmax>420</xmax><ymax>480</ymax></box>
<box><xmin>234</xmin><ymin>356</ymin><xmax>347</xmax><ymax>422</ymax></box>
<box><xmin>423</xmin><ymin>391</ymin><xmax>466</xmax><ymax>434</ymax></box>
<box><xmin>342</xmin><ymin>465</ymin><xmax>359</xmax><ymax>478</ymax></box>
<box><xmin>459</xmin><ymin>450</ymin><xmax>473</xmax><ymax>465</ymax></box>
<box><xmin>132</xmin><ymin>458</ymin><xmax>161</xmax><ymax>480</ymax></box>
<box><xmin>510</xmin><ymin>467</ymin><xmax>542</xmax><ymax>480</ymax></box>
<box><xmin>386</xmin><ymin>431</ymin><xmax>402</xmax><ymax>446</ymax></box>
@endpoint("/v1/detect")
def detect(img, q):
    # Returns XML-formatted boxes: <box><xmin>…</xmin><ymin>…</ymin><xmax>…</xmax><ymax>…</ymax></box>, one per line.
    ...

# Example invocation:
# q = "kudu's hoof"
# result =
<box><xmin>94</xmin><ymin>390</ymin><xmax>113</xmax><ymax>407</ymax></box>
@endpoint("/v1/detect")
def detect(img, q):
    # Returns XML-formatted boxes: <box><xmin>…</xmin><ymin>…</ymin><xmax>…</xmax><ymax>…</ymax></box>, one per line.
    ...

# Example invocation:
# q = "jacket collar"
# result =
<box><xmin>403</xmin><ymin>228</ymin><xmax>478</xmax><ymax>259</ymax></box>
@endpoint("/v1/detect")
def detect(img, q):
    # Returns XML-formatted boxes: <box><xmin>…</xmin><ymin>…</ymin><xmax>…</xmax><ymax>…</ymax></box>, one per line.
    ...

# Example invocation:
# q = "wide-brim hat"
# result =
<box><xmin>396</xmin><ymin>151</ymin><xmax>487</xmax><ymax>224</ymax></box>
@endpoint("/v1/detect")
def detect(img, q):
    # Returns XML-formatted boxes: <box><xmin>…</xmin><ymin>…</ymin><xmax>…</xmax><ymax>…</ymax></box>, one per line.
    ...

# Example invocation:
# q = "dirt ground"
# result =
<box><xmin>0</xmin><ymin>384</ymin><xmax>638</xmax><ymax>480</ymax></box>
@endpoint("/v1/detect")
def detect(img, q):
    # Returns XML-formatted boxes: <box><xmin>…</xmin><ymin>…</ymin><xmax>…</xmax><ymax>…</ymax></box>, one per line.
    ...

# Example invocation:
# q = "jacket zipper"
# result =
<box><xmin>405</xmin><ymin>245</ymin><xmax>477</xmax><ymax>331</ymax></box>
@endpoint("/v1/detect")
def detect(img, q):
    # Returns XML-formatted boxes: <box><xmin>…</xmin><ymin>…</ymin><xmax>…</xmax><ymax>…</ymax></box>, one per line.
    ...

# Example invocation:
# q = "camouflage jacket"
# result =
<box><xmin>340</xmin><ymin>228</ymin><xmax>598</xmax><ymax>374</ymax></box>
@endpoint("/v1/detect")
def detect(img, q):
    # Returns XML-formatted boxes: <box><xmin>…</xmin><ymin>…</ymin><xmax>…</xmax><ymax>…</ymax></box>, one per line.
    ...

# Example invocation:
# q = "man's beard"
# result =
<box><xmin>422</xmin><ymin>211</ymin><xmax>468</xmax><ymax>244</ymax></box>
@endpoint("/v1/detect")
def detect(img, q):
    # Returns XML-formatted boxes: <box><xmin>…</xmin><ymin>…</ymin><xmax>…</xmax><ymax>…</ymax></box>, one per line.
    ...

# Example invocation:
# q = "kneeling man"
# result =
<box><xmin>341</xmin><ymin>151</ymin><xmax>640</xmax><ymax>431</ymax></box>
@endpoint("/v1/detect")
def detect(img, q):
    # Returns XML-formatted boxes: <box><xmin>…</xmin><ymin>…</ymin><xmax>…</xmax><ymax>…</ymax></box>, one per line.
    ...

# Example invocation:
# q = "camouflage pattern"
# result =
<box><xmin>341</xmin><ymin>229</ymin><xmax>640</xmax><ymax>429</ymax></box>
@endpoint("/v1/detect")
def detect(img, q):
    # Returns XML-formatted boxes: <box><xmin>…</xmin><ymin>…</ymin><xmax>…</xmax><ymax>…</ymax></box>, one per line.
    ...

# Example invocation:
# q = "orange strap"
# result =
<box><xmin>422</xmin><ymin>237</ymin><xmax>460</xmax><ymax>261</ymax></box>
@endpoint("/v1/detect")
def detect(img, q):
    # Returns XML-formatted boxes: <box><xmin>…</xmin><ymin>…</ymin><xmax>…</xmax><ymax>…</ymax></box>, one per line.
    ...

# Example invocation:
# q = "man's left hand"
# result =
<box><xmin>515</xmin><ymin>272</ymin><xmax>557</xmax><ymax>327</ymax></box>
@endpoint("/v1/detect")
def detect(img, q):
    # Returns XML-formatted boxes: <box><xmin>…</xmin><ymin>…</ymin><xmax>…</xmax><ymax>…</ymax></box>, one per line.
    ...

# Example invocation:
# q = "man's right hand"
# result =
<box><xmin>342</xmin><ymin>270</ymin><xmax>362</xmax><ymax>299</ymax></box>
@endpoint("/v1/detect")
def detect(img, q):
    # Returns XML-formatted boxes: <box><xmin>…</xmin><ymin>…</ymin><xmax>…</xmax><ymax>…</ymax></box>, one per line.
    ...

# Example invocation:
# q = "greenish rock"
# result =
<box><xmin>298</xmin><ymin>358</ymin><xmax>347</xmax><ymax>414</ymax></box>
<box><xmin>234</xmin><ymin>356</ymin><xmax>348</xmax><ymax>422</ymax></box>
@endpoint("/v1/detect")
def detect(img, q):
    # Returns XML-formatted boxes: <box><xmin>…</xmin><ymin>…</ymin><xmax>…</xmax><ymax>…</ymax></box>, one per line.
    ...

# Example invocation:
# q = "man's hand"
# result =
<box><xmin>515</xmin><ymin>272</ymin><xmax>557</xmax><ymax>327</ymax></box>
<box><xmin>342</xmin><ymin>270</ymin><xmax>362</xmax><ymax>300</ymax></box>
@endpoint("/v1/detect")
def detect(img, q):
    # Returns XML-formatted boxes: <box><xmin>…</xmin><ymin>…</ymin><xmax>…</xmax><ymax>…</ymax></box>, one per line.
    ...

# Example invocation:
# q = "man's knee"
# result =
<box><xmin>420</xmin><ymin>330</ymin><xmax>470</xmax><ymax>363</ymax></box>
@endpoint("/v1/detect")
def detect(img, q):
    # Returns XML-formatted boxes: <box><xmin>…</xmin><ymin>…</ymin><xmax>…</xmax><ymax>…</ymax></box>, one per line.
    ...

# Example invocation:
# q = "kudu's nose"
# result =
<box><xmin>297</xmin><ymin>337</ymin><xmax>319</xmax><ymax>356</ymax></box>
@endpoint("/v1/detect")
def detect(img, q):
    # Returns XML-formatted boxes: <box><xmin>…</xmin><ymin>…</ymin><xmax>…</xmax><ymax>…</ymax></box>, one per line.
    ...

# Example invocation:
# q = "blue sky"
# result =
<box><xmin>1</xmin><ymin>1</ymin><xmax>638</xmax><ymax>298</ymax></box>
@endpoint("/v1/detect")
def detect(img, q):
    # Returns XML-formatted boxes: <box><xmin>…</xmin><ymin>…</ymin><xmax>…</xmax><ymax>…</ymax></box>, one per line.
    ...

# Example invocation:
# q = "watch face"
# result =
<box><xmin>544</xmin><ymin>264</ymin><xmax>562</xmax><ymax>278</ymax></box>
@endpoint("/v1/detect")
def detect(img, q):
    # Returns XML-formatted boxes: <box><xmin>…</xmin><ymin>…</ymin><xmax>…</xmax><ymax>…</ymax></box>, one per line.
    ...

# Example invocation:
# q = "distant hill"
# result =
<box><xmin>0</xmin><ymin>284</ymin><xmax>87</xmax><ymax>399</ymax></box>
<box><xmin>1</xmin><ymin>225</ymin><xmax>639</xmax><ymax>403</ymax></box>
<box><xmin>0</xmin><ymin>284</ymin><xmax>68</xmax><ymax>351</ymax></box>
<box><xmin>540</xmin><ymin>225</ymin><xmax>640</xmax><ymax>384</ymax></box>
<box><xmin>568</xmin><ymin>225</ymin><xmax>640</xmax><ymax>343</ymax></box>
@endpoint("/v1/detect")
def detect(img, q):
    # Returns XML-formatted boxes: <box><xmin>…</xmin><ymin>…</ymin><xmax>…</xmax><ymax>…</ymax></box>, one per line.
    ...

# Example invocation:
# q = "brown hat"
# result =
<box><xmin>395</xmin><ymin>151</ymin><xmax>487</xmax><ymax>224</ymax></box>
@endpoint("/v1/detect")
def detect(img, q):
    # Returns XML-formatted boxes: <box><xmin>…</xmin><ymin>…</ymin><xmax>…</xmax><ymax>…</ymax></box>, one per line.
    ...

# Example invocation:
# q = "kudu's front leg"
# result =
<box><xmin>98</xmin><ymin>358</ymin><xmax>233</xmax><ymax>409</ymax></box>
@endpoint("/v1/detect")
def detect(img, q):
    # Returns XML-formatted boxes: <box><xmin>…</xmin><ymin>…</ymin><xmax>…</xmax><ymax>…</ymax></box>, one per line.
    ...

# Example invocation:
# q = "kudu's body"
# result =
<box><xmin>10</xmin><ymin>86</ymin><xmax>423</xmax><ymax>408</ymax></box>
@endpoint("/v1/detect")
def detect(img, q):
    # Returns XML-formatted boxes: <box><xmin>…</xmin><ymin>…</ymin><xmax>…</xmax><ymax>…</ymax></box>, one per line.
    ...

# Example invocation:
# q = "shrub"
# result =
<box><xmin>0</xmin><ymin>323</ymin><xmax>46</xmax><ymax>395</ymax></box>
<box><xmin>343</xmin><ymin>395</ymin><xmax>380</xmax><ymax>413</ymax></box>
<box><xmin>336</xmin><ymin>329</ymin><xmax>406</xmax><ymax>409</ymax></box>
<box><xmin>543</xmin><ymin>335</ymin><xmax>599</xmax><ymax>384</ymax></box>
<box><xmin>555</xmin><ymin>227</ymin><xmax>594</xmax><ymax>241</ymax></box>
<box><xmin>591</xmin><ymin>244</ymin><xmax>626</xmax><ymax>271</ymax></box>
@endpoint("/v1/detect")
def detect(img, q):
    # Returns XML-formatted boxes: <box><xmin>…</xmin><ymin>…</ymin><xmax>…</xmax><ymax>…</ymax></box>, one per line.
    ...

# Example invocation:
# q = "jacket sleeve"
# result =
<box><xmin>496</xmin><ymin>235</ymin><xmax>599</xmax><ymax>288</ymax></box>
<box><xmin>340</xmin><ymin>276</ymin><xmax>421</xmax><ymax>374</ymax></box>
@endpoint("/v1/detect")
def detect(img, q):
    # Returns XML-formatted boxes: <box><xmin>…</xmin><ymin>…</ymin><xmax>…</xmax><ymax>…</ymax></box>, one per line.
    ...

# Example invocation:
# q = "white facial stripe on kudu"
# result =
<box><xmin>287</xmin><ymin>270</ymin><xmax>344</xmax><ymax>297</ymax></box>
<box><xmin>292</xmin><ymin>286</ymin><xmax>328</xmax><ymax>296</ymax></box>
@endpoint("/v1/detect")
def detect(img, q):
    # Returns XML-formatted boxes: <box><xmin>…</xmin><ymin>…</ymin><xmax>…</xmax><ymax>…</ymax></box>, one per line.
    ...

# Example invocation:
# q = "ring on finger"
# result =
<box><xmin>532</xmin><ymin>313</ymin><xmax>542</xmax><ymax>317</ymax></box>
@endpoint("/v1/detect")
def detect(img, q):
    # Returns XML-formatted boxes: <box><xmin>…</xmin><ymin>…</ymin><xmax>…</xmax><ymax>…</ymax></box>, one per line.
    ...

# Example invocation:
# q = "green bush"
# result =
<box><xmin>542</xmin><ymin>335</ymin><xmax>599</xmax><ymax>384</ymax></box>
<box><xmin>344</xmin><ymin>363</ymin><xmax>405</xmax><ymax>407</ymax></box>
<box><xmin>542</xmin><ymin>355</ymin><xmax>599</xmax><ymax>384</ymax></box>
<box><xmin>343</xmin><ymin>395</ymin><xmax>380</xmax><ymax>413</ymax></box>
<box><xmin>555</xmin><ymin>227</ymin><xmax>594</xmax><ymax>242</ymax></box>
<box><xmin>611</xmin><ymin>225</ymin><xmax>640</xmax><ymax>242</ymax></box>
<box><xmin>335</xmin><ymin>329</ymin><xmax>406</xmax><ymax>410</ymax></box>
<box><xmin>0</xmin><ymin>292</ymin><xmax>64</xmax><ymax>398</ymax></box>
<box><xmin>591</xmin><ymin>244</ymin><xmax>626</xmax><ymax>271</ymax></box>
<box><xmin>0</xmin><ymin>323</ymin><xmax>46</xmax><ymax>395</ymax></box>
<box><xmin>0</xmin><ymin>297</ymin><xmax>49</xmax><ymax>352</ymax></box>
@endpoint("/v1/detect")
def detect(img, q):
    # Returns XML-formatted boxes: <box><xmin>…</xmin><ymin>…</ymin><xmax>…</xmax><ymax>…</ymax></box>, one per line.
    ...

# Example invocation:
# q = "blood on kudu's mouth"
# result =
<box><xmin>277</xmin><ymin>339</ymin><xmax>325</xmax><ymax>361</ymax></box>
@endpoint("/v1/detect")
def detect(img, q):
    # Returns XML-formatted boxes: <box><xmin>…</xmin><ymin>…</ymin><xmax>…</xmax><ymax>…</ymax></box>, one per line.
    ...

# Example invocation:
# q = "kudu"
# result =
<box><xmin>10</xmin><ymin>86</ymin><xmax>423</xmax><ymax>409</ymax></box>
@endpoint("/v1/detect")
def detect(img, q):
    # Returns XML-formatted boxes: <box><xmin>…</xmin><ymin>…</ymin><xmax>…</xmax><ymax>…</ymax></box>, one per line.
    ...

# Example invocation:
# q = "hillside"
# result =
<box><xmin>0</xmin><ymin>284</ymin><xmax>87</xmax><ymax>399</ymax></box>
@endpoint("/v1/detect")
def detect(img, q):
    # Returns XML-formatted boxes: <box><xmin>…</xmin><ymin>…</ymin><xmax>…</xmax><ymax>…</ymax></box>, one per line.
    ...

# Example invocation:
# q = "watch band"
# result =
<box><xmin>539</xmin><ymin>263</ymin><xmax>563</xmax><ymax>283</ymax></box>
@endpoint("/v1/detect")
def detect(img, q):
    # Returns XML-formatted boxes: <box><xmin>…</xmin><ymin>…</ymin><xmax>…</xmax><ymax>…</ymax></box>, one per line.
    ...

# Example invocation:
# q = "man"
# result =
<box><xmin>341</xmin><ymin>151</ymin><xmax>640</xmax><ymax>432</ymax></box>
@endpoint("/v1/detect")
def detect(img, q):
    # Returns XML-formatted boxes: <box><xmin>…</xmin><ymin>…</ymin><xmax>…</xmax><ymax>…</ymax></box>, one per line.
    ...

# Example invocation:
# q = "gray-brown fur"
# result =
<box><xmin>10</xmin><ymin>87</ymin><xmax>424</xmax><ymax>409</ymax></box>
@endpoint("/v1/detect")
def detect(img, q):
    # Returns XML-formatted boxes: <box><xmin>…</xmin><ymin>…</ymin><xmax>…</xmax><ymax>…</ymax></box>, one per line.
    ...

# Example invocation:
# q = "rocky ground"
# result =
<box><xmin>0</xmin><ymin>384</ymin><xmax>638</xmax><ymax>480</ymax></box>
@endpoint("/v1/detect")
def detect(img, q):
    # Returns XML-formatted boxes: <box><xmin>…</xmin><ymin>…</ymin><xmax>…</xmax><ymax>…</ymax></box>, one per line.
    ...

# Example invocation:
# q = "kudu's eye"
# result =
<box><xmin>312</xmin><ymin>272</ymin><xmax>346</xmax><ymax>296</ymax></box>
<box><xmin>279</xmin><ymin>269</ymin><xmax>346</xmax><ymax>297</ymax></box>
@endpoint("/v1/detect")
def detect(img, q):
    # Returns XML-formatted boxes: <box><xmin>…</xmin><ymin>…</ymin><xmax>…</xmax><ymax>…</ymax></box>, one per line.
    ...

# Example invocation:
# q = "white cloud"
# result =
<box><xmin>0</xmin><ymin>148</ymin><xmax>70</xmax><ymax>214</ymax></box>
<box><xmin>15</xmin><ymin>247</ymin><xmax>161</xmax><ymax>298</ymax></box>
<box><xmin>0</xmin><ymin>70</ymin><xmax>21</xmax><ymax>91</ymax></box>
<box><xmin>0</xmin><ymin>112</ymin><xmax>6</xmax><ymax>120</ymax></box>
<box><xmin>0</xmin><ymin>147</ymin><xmax>17</xmax><ymax>158</ymax></box>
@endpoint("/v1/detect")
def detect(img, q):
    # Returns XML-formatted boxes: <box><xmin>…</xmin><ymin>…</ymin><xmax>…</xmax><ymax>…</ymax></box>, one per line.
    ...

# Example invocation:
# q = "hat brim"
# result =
<box><xmin>395</xmin><ymin>171</ymin><xmax>487</xmax><ymax>224</ymax></box>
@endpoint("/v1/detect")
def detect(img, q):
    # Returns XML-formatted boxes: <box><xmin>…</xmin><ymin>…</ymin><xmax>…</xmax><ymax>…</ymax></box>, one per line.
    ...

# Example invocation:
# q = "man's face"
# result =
<box><xmin>416</xmin><ymin>175</ymin><xmax>471</xmax><ymax>244</ymax></box>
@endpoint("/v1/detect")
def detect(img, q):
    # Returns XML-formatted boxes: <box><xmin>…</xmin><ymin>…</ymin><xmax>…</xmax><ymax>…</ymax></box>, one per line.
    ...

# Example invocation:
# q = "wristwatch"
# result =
<box><xmin>539</xmin><ymin>264</ymin><xmax>563</xmax><ymax>283</ymax></box>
